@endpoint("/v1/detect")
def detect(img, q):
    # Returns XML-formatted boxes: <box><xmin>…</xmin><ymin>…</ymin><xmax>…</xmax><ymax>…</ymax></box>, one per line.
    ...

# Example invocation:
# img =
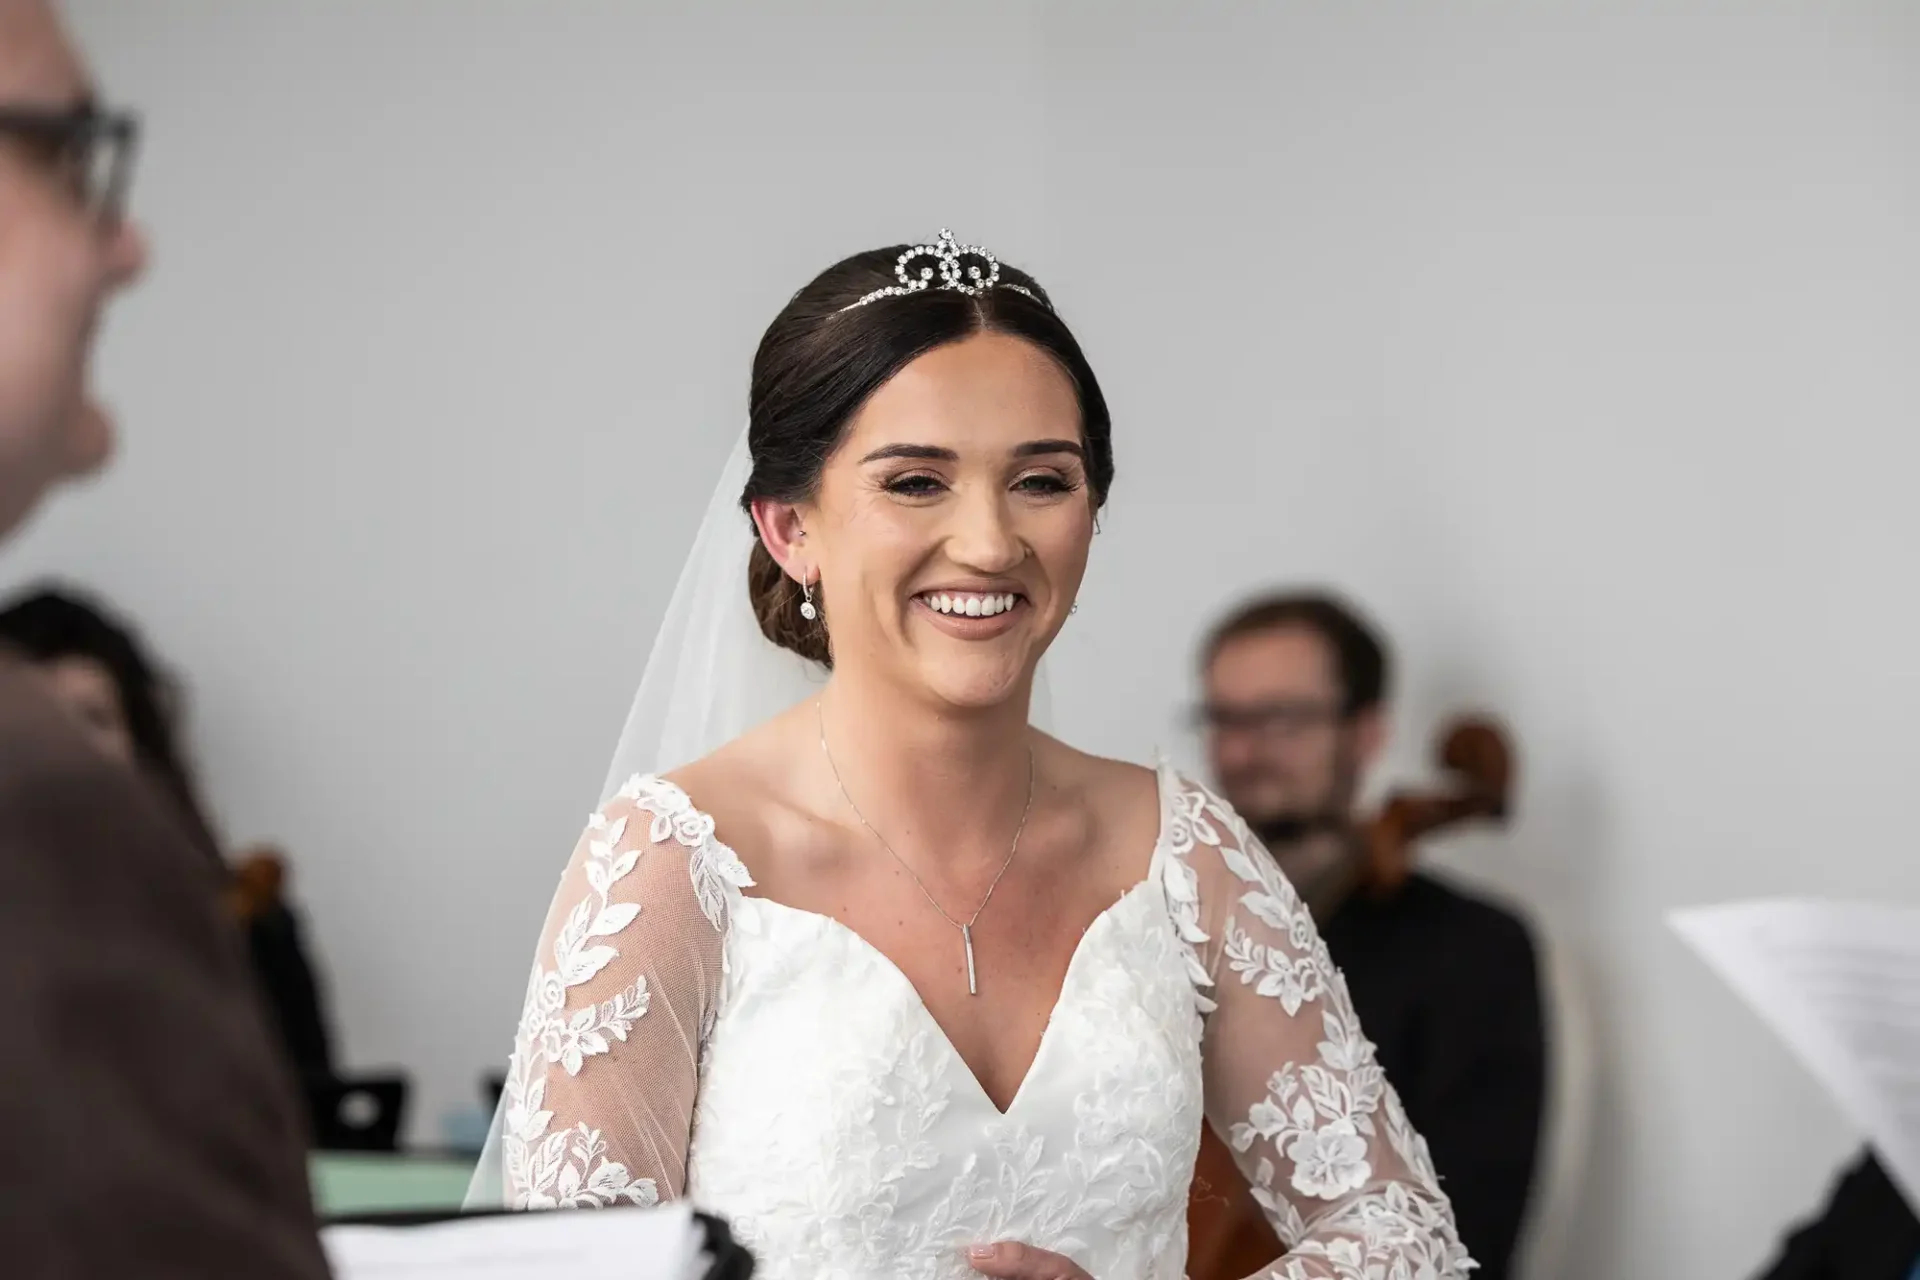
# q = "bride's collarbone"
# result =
<box><xmin>679</xmin><ymin>741</ymin><xmax>1159</xmax><ymax>967</ymax></box>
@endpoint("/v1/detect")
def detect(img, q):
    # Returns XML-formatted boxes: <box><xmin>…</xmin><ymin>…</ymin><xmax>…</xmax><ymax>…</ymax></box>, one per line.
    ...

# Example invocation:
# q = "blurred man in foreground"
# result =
<box><xmin>0</xmin><ymin>2</ymin><xmax>329</xmax><ymax>1273</ymax></box>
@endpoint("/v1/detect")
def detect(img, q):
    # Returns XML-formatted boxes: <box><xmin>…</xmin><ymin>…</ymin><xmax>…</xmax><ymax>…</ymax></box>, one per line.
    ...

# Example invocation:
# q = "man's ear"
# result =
<box><xmin>749</xmin><ymin>497</ymin><xmax>809</xmax><ymax>580</ymax></box>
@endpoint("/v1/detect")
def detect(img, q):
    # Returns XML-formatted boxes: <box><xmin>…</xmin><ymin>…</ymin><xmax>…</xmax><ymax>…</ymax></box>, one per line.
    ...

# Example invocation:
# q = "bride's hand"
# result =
<box><xmin>966</xmin><ymin>1242</ymin><xmax>1094</xmax><ymax>1279</ymax></box>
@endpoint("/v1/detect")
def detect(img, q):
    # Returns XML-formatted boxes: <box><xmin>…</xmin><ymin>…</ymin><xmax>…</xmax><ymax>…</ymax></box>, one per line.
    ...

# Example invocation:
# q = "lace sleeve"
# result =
<box><xmin>1164</xmin><ymin>775</ymin><xmax>1474</xmax><ymax>1280</ymax></box>
<box><xmin>501</xmin><ymin>775</ymin><xmax>750</xmax><ymax>1210</ymax></box>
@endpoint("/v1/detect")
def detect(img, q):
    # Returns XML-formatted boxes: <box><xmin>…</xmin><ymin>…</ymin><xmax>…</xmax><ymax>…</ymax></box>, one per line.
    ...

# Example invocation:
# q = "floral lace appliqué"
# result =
<box><xmin>502</xmin><ymin>777</ymin><xmax>750</xmax><ymax>1210</ymax></box>
<box><xmin>1160</xmin><ymin>773</ymin><xmax>1473</xmax><ymax>1279</ymax></box>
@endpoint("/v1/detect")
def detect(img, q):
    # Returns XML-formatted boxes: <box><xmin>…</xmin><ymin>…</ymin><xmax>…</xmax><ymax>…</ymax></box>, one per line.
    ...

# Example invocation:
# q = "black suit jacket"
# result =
<box><xmin>1755</xmin><ymin>1151</ymin><xmax>1920</xmax><ymax>1280</ymax></box>
<box><xmin>248</xmin><ymin>900</ymin><xmax>337</xmax><ymax>1085</ymax></box>
<box><xmin>0</xmin><ymin>656</ymin><xmax>331</xmax><ymax>1277</ymax></box>
<box><xmin>1320</xmin><ymin>871</ymin><xmax>1547</xmax><ymax>1280</ymax></box>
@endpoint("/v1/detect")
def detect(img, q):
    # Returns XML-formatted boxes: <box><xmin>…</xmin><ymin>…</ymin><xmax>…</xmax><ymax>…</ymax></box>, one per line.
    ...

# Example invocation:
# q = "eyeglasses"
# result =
<box><xmin>0</xmin><ymin>102</ymin><xmax>140</xmax><ymax>223</ymax></box>
<box><xmin>1190</xmin><ymin>699</ymin><xmax>1346</xmax><ymax>740</ymax></box>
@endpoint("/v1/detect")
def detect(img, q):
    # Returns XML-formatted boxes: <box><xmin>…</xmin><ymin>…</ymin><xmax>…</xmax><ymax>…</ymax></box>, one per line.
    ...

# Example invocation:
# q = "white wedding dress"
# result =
<box><xmin>493</xmin><ymin>758</ymin><xmax>1469</xmax><ymax>1280</ymax></box>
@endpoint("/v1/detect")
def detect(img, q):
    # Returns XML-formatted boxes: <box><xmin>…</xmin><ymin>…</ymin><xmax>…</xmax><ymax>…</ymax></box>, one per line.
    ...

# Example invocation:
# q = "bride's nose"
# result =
<box><xmin>944</xmin><ymin>488</ymin><xmax>1025</xmax><ymax>574</ymax></box>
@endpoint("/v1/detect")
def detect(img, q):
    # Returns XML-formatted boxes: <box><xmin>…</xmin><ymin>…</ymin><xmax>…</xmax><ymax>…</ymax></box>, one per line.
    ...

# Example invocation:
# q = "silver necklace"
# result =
<box><xmin>816</xmin><ymin>700</ymin><xmax>1035</xmax><ymax>996</ymax></box>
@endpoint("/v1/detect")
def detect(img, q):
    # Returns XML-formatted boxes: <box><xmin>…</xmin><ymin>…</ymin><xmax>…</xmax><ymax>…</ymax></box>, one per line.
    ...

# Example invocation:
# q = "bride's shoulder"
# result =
<box><xmin>1037</xmin><ymin>737</ymin><xmax>1162</xmax><ymax>836</ymax></box>
<box><xmin>645</xmin><ymin>712</ymin><xmax>816</xmax><ymax>877</ymax></box>
<box><xmin>666</xmin><ymin>708</ymin><xmax>799</xmax><ymax>807</ymax></box>
<box><xmin>1038</xmin><ymin>740</ymin><xmax>1248</xmax><ymax>848</ymax></box>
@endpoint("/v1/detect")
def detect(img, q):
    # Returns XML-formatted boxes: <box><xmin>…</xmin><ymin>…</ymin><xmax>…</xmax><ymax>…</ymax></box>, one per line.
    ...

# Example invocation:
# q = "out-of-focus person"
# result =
<box><xmin>1188</xmin><ymin>589</ymin><xmax>1545</xmax><ymax>1280</ymax></box>
<box><xmin>0</xmin><ymin>583</ymin><xmax>340</xmax><ymax>1085</ymax></box>
<box><xmin>0</xmin><ymin>1</ymin><xmax>329</xmax><ymax>1273</ymax></box>
<box><xmin>1752</xmin><ymin>1149</ymin><xmax>1920</xmax><ymax>1280</ymax></box>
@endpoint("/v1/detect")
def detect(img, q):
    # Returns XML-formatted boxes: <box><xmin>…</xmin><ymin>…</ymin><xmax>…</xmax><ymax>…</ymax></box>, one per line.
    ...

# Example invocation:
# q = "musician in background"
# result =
<box><xmin>1192</xmin><ymin>589</ymin><xmax>1545</xmax><ymax>1280</ymax></box>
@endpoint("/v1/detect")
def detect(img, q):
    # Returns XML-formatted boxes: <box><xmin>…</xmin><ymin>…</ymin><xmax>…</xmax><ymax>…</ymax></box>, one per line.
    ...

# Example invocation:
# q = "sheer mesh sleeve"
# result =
<box><xmin>500</xmin><ymin>775</ymin><xmax>751</xmax><ymax>1209</ymax></box>
<box><xmin>1162</xmin><ymin>774</ymin><xmax>1474</xmax><ymax>1279</ymax></box>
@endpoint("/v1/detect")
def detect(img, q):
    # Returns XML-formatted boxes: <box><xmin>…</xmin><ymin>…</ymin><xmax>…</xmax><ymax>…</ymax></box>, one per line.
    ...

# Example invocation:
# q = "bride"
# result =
<box><xmin>471</xmin><ymin>231</ymin><xmax>1470</xmax><ymax>1280</ymax></box>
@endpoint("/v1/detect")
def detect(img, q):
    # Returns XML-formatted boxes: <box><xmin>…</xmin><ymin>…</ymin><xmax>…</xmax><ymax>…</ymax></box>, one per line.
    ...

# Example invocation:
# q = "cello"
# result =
<box><xmin>1185</xmin><ymin>715</ymin><xmax>1514</xmax><ymax>1280</ymax></box>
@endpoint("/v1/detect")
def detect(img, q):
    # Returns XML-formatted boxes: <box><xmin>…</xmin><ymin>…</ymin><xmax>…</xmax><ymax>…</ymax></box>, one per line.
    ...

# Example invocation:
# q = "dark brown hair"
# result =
<box><xmin>0</xmin><ymin>584</ymin><xmax>225</xmax><ymax>858</ymax></box>
<box><xmin>1201</xmin><ymin>590</ymin><xmax>1393</xmax><ymax>715</ymax></box>
<box><xmin>741</xmin><ymin>243</ymin><xmax>1114</xmax><ymax>666</ymax></box>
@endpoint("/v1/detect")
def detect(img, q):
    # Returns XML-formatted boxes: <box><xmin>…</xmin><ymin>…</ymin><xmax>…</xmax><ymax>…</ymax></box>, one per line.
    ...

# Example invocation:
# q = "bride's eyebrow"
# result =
<box><xmin>858</xmin><ymin>444</ymin><xmax>956</xmax><ymax>465</ymax></box>
<box><xmin>857</xmin><ymin>440</ymin><xmax>1084</xmax><ymax>465</ymax></box>
<box><xmin>1013</xmin><ymin>439</ymin><xmax>1084</xmax><ymax>461</ymax></box>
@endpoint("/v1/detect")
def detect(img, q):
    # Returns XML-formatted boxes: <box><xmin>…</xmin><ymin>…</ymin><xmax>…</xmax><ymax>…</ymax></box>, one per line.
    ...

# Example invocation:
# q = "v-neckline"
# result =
<box><xmin>648</xmin><ymin>763</ymin><xmax>1175</xmax><ymax>1119</ymax></box>
<box><xmin>743</xmin><ymin>878</ymin><xmax>1159</xmax><ymax>1117</ymax></box>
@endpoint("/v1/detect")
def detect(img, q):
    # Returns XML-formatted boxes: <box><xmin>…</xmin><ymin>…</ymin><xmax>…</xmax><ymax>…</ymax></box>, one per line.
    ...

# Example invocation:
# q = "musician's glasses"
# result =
<box><xmin>1190</xmin><ymin>699</ymin><xmax>1346</xmax><ymax>741</ymax></box>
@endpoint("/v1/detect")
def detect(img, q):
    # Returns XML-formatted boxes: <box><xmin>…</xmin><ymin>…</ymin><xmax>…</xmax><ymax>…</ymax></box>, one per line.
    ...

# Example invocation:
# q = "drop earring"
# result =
<box><xmin>799</xmin><ymin>571</ymin><xmax>818</xmax><ymax>621</ymax></box>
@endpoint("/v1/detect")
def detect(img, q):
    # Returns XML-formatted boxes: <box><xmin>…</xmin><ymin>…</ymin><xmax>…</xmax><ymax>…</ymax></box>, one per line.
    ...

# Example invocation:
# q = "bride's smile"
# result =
<box><xmin>914</xmin><ymin>586</ymin><xmax>1025</xmax><ymax>624</ymax></box>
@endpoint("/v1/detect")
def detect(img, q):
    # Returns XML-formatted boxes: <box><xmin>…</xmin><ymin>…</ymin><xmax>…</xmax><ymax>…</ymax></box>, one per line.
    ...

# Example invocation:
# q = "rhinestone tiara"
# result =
<box><xmin>840</xmin><ymin>229</ymin><xmax>1049</xmax><ymax>312</ymax></box>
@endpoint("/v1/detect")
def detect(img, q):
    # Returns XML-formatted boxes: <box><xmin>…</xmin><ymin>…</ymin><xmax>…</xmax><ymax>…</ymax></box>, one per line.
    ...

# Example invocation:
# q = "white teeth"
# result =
<box><xmin>923</xmin><ymin>592</ymin><xmax>1020</xmax><ymax>616</ymax></box>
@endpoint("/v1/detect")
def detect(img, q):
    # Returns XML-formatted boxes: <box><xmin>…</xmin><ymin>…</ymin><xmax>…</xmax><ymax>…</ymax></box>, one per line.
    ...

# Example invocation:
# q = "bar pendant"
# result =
<box><xmin>963</xmin><ymin>924</ymin><xmax>978</xmax><ymax>996</ymax></box>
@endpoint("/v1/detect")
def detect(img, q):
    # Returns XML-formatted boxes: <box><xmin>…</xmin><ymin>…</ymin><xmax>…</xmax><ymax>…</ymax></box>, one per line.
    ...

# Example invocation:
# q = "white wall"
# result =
<box><xmin>10</xmin><ymin>3</ymin><xmax>1918</xmax><ymax>1276</ymax></box>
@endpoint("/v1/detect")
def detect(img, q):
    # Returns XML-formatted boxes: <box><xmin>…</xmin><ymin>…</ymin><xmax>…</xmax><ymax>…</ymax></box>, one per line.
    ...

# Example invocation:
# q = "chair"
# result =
<box><xmin>307</xmin><ymin>1074</ymin><xmax>410</xmax><ymax>1152</ymax></box>
<box><xmin>1513</xmin><ymin>929</ymin><xmax>1598</xmax><ymax>1279</ymax></box>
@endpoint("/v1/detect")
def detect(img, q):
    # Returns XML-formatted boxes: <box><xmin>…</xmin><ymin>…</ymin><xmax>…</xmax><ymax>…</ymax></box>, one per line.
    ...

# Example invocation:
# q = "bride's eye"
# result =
<box><xmin>883</xmin><ymin>472</ymin><xmax>947</xmax><ymax>498</ymax></box>
<box><xmin>1014</xmin><ymin>471</ymin><xmax>1079</xmax><ymax>497</ymax></box>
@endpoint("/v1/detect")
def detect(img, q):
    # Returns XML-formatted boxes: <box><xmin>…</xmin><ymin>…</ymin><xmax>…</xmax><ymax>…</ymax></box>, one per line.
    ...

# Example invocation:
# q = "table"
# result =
<box><xmin>309</xmin><ymin>1151</ymin><xmax>477</xmax><ymax>1218</ymax></box>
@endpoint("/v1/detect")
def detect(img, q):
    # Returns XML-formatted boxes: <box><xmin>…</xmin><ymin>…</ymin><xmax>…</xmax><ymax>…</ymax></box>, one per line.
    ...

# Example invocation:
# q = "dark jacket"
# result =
<box><xmin>1754</xmin><ymin>1151</ymin><xmax>1920</xmax><ymax>1280</ymax></box>
<box><xmin>0</xmin><ymin>656</ymin><xmax>331</xmax><ymax>1277</ymax></box>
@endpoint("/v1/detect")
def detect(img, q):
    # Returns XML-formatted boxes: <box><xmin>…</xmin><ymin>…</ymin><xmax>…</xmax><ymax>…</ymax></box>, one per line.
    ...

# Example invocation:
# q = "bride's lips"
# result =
<box><xmin>913</xmin><ymin>589</ymin><xmax>1027</xmax><ymax>639</ymax></box>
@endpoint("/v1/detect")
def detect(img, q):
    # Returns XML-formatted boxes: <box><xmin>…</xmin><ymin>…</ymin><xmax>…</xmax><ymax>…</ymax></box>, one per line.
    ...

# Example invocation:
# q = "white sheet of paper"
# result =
<box><xmin>1671</xmin><ymin>898</ymin><xmax>1920</xmax><ymax>1213</ymax></box>
<box><xmin>320</xmin><ymin>1202</ymin><xmax>707</xmax><ymax>1280</ymax></box>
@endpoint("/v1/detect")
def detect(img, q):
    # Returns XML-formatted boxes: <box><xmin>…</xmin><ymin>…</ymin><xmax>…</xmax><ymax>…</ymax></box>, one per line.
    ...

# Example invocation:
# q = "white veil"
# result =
<box><xmin>465</xmin><ymin>422</ymin><xmax>1052</xmax><ymax>1206</ymax></box>
<box><xmin>598</xmin><ymin>425</ymin><xmax>826</xmax><ymax>794</ymax></box>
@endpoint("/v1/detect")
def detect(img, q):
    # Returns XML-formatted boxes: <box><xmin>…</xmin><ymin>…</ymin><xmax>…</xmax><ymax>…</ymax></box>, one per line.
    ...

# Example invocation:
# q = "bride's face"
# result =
<box><xmin>802</xmin><ymin>331</ymin><xmax>1093</xmax><ymax>710</ymax></box>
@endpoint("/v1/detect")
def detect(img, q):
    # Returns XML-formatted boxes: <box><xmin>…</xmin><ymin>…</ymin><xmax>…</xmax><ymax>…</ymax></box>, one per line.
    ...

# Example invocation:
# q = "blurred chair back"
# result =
<box><xmin>1515</xmin><ymin>930</ymin><xmax>1596</xmax><ymax>1279</ymax></box>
